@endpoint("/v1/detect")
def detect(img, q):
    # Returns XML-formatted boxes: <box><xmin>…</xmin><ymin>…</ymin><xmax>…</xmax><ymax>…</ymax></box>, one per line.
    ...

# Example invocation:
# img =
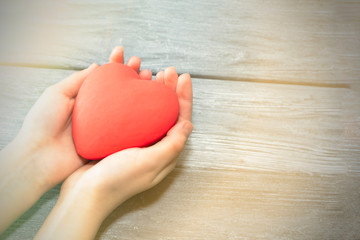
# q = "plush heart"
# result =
<box><xmin>72</xmin><ymin>63</ymin><xmax>179</xmax><ymax>160</ymax></box>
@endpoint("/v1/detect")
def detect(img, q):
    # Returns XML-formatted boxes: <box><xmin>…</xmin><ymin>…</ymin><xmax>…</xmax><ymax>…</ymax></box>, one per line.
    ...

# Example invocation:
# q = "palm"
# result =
<box><xmin>17</xmin><ymin>47</ymin><xmax>157</xmax><ymax>187</ymax></box>
<box><xmin>20</xmin><ymin>81</ymin><xmax>87</xmax><ymax>185</ymax></box>
<box><xmin>63</xmin><ymin>147</ymin><xmax>145</xmax><ymax>203</ymax></box>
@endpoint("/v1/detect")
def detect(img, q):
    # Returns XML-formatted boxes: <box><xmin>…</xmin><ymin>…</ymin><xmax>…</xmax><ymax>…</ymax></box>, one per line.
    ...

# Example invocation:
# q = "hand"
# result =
<box><xmin>0</xmin><ymin>46</ymin><xmax>152</xmax><ymax>233</ymax></box>
<box><xmin>35</xmin><ymin>49</ymin><xmax>193</xmax><ymax>240</ymax></box>
<box><xmin>16</xmin><ymin>47</ymin><xmax>153</xmax><ymax>188</ymax></box>
<box><xmin>64</xmin><ymin>65</ymin><xmax>193</xmax><ymax>209</ymax></box>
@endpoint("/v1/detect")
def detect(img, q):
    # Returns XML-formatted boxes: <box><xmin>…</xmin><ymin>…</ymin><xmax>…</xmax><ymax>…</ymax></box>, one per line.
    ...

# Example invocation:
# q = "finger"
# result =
<box><xmin>177</xmin><ymin>73</ymin><xmax>193</xmax><ymax>121</ymax></box>
<box><xmin>56</xmin><ymin>63</ymin><xmax>98</xmax><ymax>98</ymax></box>
<box><xmin>164</xmin><ymin>67</ymin><xmax>178</xmax><ymax>92</ymax></box>
<box><xmin>127</xmin><ymin>56</ymin><xmax>141</xmax><ymax>73</ymax></box>
<box><xmin>155</xmin><ymin>71</ymin><xmax>164</xmax><ymax>84</ymax></box>
<box><xmin>109</xmin><ymin>46</ymin><xmax>124</xmax><ymax>64</ymax></box>
<box><xmin>139</xmin><ymin>69</ymin><xmax>152</xmax><ymax>80</ymax></box>
<box><xmin>142</xmin><ymin>120</ymin><xmax>193</xmax><ymax>171</ymax></box>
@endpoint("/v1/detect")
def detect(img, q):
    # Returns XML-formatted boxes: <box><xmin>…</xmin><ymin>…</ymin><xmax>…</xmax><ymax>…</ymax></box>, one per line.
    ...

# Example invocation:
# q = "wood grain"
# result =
<box><xmin>96</xmin><ymin>169</ymin><xmax>360</xmax><ymax>240</ymax></box>
<box><xmin>0</xmin><ymin>0</ymin><xmax>359</xmax><ymax>86</ymax></box>
<box><xmin>0</xmin><ymin>66</ymin><xmax>359</xmax><ymax>239</ymax></box>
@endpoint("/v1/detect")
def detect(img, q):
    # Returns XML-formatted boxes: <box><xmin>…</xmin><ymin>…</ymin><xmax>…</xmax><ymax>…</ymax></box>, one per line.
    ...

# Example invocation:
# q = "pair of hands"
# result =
<box><xmin>0</xmin><ymin>46</ymin><xmax>193</xmax><ymax>238</ymax></box>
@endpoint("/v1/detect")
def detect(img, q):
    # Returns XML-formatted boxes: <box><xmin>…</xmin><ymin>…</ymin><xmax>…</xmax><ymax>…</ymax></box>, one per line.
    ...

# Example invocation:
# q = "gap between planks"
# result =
<box><xmin>0</xmin><ymin>62</ymin><xmax>351</xmax><ymax>89</ymax></box>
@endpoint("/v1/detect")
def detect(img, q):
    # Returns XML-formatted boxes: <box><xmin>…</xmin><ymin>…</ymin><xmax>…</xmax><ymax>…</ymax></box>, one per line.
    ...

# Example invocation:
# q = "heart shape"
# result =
<box><xmin>72</xmin><ymin>63</ymin><xmax>179</xmax><ymax>160</ymax></box>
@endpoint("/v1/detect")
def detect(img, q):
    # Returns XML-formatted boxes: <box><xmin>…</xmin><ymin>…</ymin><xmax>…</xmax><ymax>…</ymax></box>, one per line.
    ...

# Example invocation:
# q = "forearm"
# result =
<box><xmin>35</xmin><ymin>183</ymin><xmax>107</xmax><ymax>240</ymax></box>
<box><xmin>0</xmin><ymin>138</ymin><xmax>50</xmax><ymax>233</ymax></box>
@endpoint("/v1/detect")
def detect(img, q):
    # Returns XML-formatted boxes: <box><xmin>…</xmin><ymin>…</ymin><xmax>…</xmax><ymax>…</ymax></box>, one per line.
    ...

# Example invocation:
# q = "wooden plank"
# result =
<box><xmin>0</xmin><ymin>66</ymin><xmax>359</xmax><ymax>239</ymax></box>
<box><xmin>1</xmin><ymin>66</ymin><xmax>359</xmax><ymax>174</ymax></box>
<box><xmin>2</xmin><ymin>169</ymin><xmax>360</xmax><ymax>239</ymax></box>
<box><xmin>0</xmin><ymin>67</ymin><xmax>70</xmax><ymax>146</ymax></box>
<box><xmin>190</xmin><ymin>79</ymin><xmax>360</xmax><ymax>174</ymax></box>
<box><xmin>0</xmin><ymin>0</ymin><xmax>359</xmax><ymax>86</ymax></box>
<box><xmin>96</xmin><ymin>169</ymin><xmax>360</xmax><ymax>240</ymax></box>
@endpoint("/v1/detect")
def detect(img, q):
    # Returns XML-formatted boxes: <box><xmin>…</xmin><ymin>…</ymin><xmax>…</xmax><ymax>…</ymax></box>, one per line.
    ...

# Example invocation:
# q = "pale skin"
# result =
<box><xmin>0</xmin><ymin>46</ymin><xmax>193</xmax><ymax>239</ymax></box>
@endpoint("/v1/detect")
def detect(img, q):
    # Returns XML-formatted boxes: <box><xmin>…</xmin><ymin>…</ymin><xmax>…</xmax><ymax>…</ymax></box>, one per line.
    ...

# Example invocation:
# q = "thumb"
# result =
<box><xmin>56</xmin><ymin>63</ymin><xmax>98</xmax><ymax>98</ymax></box>
<box><xmin>145</xmin><ymin>120</ymin><xmax>193</xmax><ymax>166</ymax></box>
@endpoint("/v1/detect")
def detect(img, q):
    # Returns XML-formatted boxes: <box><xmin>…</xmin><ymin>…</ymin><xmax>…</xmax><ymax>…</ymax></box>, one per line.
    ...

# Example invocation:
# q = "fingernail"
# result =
<box><xmin>182</xmin><ymin>73</ymin><xmax>191</xmax><ymax>79</ymax></box>
<box><xmin>166</xmin><ymin>66</ymin><xmax>176</xmax><ymax>72</ymax></box>
<box><xmin>182</xmin><ymin>121</ymin><xmax>194</xmax><ymax>135</ymax></box>
<box><xmin>113</xmin><ymin>46</ymin><xmax>123</xmax><ymax>53</ymax></box>
<box><xmin>156</xmin><ymin>71</ymin><xmax>164</xmax><ymax>77</ymax></box>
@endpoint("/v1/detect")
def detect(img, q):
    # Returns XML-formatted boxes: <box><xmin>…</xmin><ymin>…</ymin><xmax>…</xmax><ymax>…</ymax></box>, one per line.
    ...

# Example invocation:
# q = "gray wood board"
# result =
<box><xmin>0</xmin><ymin>0</ymin><xmax>359</xmax><ymax>86</ymax></box>
<box><xmin>1</xmin><ymin>66</ymin><xmax>359</xmax><ymax>239</ymax></box>
<box><xmin>2</xmin><ymin>170</ymin><xmax>360</xmax><ymax>240</ymax></box>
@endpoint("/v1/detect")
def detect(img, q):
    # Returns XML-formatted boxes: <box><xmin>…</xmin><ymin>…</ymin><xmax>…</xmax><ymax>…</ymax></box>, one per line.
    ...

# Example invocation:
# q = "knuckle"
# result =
<box><xmin>169</xmin><ymin>138</ymin><xmax>185</xmax><ymax>154</ymax></box>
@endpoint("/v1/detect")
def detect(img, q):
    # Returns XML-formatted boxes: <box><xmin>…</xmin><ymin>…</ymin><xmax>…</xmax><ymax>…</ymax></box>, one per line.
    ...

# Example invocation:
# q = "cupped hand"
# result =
<box><xmin>34</xmin><ymin>47</ymin><xmax>193</xmax><ymax>240</ymax></box>
<box><xmin>16</xmin><ymin>46</ymin><xmax>152</xmax><ymax>188</ymax></box>
<box><xmin>60</xmin><ymin>62</ymin><xmax>193</xmax><ymax>218</ymax></box>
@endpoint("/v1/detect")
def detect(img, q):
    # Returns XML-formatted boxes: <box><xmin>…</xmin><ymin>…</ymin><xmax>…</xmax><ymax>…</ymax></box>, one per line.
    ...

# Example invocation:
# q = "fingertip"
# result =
<box><xmin>175</xmin><ymin>120</ymin><xmax>193</xmax><ymax>137</ymax></box>
<box><xmin>164</xmin><ymin>66</ymin><xmax>178</xmax><ymax>91</ymax></box>
<box><xmin>167</xmin><ymin>120</ymin><xmax>192</xmax><ymax>154</ymax></box>
<box><xmin>113</xmin><ymin>46</ymin><xmax>124</xmax><ymax>52</ymax></box>
<box><xmin>127</xmin><ymin>56</ymin><xmax>141</xmax><ymax>73</ymax></box>
<box><xmin>177</xmin><ymin>72</ymin><xmax>193</xmax><ymax>102</ymax></box>
<box><xmin>87</xmin><ymin>63</ymin><xmax>99</xmax><ymax>70</ymax></box>
<box><xmin>109</xmin><ymin>46</ymin><xmax>124</xmax><ymax>63</ymax></box>
<box><xmin>167</xmin><ymin>120</ymin><xmax>193</xmax><ymax>141</ymax></box>
<box><xmin>128</xmin><ymin>56</ymin><xmax>141</xmax><ymax>63</ymax></box>
<box><xmin>143</xmin><ymin>120</ymin><xmax>193</xmax><ymax>167</ymax></box>
<box><xmin>179</xmin><ymin>73</ymin><xmax>191</xmax><ymax>80</ymax></box>
<box><xmin>155</xmin><ymin>71</ymin><xmax>165</xmax><ymax>83</ymax></box>
<box><xmin>139</xmin><ymin>69</ymin><xmax>153</xmax><ymax>80</ymax></box>
<box><xmin>182</xmin><ymin>120</ymin><xmax>194</xmax><ymax>136</ymax></box>
<box><xmin>165</xmin><ymin>66</ymin><xmax>177</xmax><ymax>76</ymax></box>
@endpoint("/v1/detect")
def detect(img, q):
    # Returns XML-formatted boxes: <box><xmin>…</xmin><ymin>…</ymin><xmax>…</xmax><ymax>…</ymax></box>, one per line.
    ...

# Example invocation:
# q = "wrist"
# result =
<box><xmin>0</xmin><ymin>138</ymin><xmax>46</xmax><ymax>196</ymax></box>
<box><xmin>0</xmin><ymin>138</ymin><xmax>49</xmax><ymax>233</ymax></box>
<box><xmin>60</xmin><ymin>174</ymin><xmax>122</xmax><ymax>221</ymax></box>
<box><xmin>8</xmin><ymin>135</ymin><xmax>53</xmax><ymax>192</ymax></box>
<box><xmin>35</xmin><ymin>181</ymin><xmax>106</xmax><ymax>240</ymax></box>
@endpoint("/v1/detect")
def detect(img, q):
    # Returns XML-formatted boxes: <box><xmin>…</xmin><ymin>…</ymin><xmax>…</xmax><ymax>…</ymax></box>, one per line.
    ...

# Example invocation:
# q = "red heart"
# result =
<box><xmin>72</xmin><ymin>63</ymin><xmax>179</xmax><ymax>160</ymax></box>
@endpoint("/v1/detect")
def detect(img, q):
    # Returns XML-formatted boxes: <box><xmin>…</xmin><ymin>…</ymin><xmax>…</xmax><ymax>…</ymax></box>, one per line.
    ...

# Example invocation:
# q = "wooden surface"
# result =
<box><xmin>0</xmin><ymin>0</ymin><xmax>360</xmax><ymax>239</ymax></box>
<box><xmin>1</xmin><ymin>0</ymin><xmax>360</xmax><ymax>86</ymax></box>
